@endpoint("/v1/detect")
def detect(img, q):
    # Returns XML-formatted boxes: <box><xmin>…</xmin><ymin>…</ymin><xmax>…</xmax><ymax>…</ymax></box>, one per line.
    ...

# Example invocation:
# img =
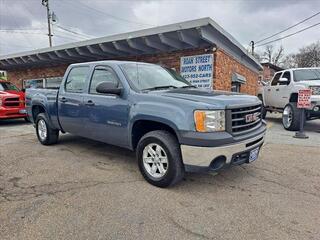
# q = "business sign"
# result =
<box><xmin>297</xmin><ymin>89</ymin><xmax>312</xmax><ymax>108</ymax></box>
<box><xmin>180</xmin><ymin>54</ymin><xmax>213</xmax><ymax>89</ymax></box>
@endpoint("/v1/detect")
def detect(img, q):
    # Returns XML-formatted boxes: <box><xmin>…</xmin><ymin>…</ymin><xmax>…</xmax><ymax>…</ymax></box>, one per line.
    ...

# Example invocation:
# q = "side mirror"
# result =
<box><xmin>279</xmin><ymin>77</ymin><xmax>288</xmax><ymax>83</ymax></box>
<box><xmin>21</xmin><ymin>88</ymin><xmax>26</xmax><ymax>93</ymax></box>
<box><xmin>96</xmin><ymin>81</ymin><xmax>122</xmax><ymax>95</ymax></box>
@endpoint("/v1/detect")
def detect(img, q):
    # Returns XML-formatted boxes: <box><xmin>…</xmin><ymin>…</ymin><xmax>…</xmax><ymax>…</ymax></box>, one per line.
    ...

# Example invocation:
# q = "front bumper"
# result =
<box><xmin>0</xmin><ymin>107</ymin><xmax>27</xmax><ymax>119</ymax></box>
<box><xmin>309</xmin><ymin>95</ymin><xmax>320</xmax><ymax>109</ymax></box>
<box><xmin>306</xmin><ymin>95</ymin><xmax>320</xmax><ymax>118</ymax></box>
<box><xmin>180</xmin><ymin>127</ymin><xmax>266</xmax><ymax>172</ymax></box>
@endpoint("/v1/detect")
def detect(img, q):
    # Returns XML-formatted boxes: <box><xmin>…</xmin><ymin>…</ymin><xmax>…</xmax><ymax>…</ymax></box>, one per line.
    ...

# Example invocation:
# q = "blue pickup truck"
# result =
<box><xmin>26</xmin><ymin>61</ymin><xmax>266</xmax><ymax>187</ymax></box>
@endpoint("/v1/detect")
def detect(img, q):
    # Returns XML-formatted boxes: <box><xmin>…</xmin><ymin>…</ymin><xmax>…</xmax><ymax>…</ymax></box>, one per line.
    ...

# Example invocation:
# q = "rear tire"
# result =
<box><xmin>136</xmin><ymin>130</ymin><xmax>185</xmax><ymax>188</ymax></box>
<box><xmin>282</xmin><ymin>103</ymin><xmax>301</xmax><ymax>131</ymax></box>
<box><xmin>35</xmin><ymin>113</ymin><xmax>59</xmax><ymax>145</ymax></box>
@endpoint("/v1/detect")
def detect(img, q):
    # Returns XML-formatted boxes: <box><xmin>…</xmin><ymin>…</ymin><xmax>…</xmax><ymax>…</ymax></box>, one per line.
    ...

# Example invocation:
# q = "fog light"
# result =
<box><xmin>313</xmin><ymin>106</ymin><xmax>320</xmax><ymax>112</ymax></box>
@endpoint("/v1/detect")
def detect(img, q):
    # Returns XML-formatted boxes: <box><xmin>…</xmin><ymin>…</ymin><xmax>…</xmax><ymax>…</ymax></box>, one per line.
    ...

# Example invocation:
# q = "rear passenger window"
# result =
<box><xmin>65</xmin><ymin>67</ymin><xmax>89</xmax><ymax>92</ymax></box>
<box><xmin>89</xmin><ymin>67</ymin><xmax>119</xmax><ymax>94</ymax></box>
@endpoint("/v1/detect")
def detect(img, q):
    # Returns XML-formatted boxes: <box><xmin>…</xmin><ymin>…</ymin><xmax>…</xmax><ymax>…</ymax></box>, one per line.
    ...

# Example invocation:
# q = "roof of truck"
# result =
<box><xmin>70</xmin><ymin>60</ymin><xmax>154</xmax><ymax>66</ymax></box>
<box><xmin>275</xmin><ymin>67</ymin><xmax>320</xmax><ymax>73</ymax></box>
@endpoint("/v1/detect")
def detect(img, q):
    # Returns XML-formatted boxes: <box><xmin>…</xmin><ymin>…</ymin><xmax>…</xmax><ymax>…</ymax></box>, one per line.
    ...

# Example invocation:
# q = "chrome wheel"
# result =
<box><xmin>283</xmin><ymin>105</ymin><xmax>293</xmax><ymax>128</ymax></box>
<box><xmin>37</xmin><ymin>119</ymin><xmax>47</xmax><ymax>141</ymax></box>
<box><xmin>142</xmin><ymin>143</ymin><xmax>169</xmax><ymax>179</ymax></box>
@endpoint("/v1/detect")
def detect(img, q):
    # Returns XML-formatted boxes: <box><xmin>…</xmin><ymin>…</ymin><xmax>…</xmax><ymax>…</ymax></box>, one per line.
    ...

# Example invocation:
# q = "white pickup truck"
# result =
<box><xmin>258</xmin><ymin>68</ymin><xmax>320</xmax><ymax>131</ymax></box>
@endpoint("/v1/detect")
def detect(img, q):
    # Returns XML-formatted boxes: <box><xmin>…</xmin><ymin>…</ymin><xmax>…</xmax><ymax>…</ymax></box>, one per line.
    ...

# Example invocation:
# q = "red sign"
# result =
<box><xmin>297</xmin><ymin>89</ymin><xmax>312</xmax><ymax>108</ymax></box>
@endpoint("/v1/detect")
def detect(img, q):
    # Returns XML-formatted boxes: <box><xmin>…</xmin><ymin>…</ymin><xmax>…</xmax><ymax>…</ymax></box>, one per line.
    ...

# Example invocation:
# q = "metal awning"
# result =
<box><xmin>0</xmin><ymin>18</ymin><xmax>262</xmax><ymax>72</ymax></box>
<box><xmin>232</xmin><ymin>73</ymin><xmax>246</xmax><ymax>84</ymax></box>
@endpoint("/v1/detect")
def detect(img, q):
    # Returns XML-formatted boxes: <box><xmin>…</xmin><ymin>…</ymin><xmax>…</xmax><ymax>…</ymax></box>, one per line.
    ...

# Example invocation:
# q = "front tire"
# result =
<box><xmin>258</xmin><ymin>95</ymin><xmax>267</xmax><ymax>119</ymax></box>
<box><xmin>282</xmin><ymin>103</ymin><xmax>301</xmax><ymax>131</ymax></box>
<box><xmin>136</xmin><ymin>130</ymin><xmax>185</xmax><ymax>188</ymax></box>
<box><xmin>35</xmin><ymin>113</ymin><xmax>59</xmax><ymax>145</ymax></box>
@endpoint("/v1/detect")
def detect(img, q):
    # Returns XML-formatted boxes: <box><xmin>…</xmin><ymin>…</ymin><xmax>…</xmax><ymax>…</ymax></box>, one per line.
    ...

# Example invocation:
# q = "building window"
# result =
<box><xmin>231</xmin><ymin>73</ymin><xmax>246</xmax><ymax>93</ymax></box>
<box><xmin>23</xmin><ymin>76</ymin><xmax>63</xmax><ymax>89</ymax></box>
<box><xmin>231</xmin><ymin>82</ymin><xmax>241</xmax><ymax>92</ymax></box>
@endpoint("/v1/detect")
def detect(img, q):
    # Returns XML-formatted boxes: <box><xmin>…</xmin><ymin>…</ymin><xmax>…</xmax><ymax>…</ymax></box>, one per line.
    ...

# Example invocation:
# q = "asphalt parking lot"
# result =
<box><xmin>1</xmin><ymin>114</ymin><xmax>319</xmax><ymax>240</ymax></box>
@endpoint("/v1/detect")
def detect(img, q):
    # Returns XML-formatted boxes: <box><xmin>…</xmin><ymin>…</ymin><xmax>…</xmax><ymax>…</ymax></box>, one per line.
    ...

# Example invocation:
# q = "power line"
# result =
<box><xmin>256</xmin><ymin>22</ymin><xmax>320</xmax><ymax>47</ymax></box>
<box><xmin>76</xmin><ymin>1</ymin><xmax>154</xmax><ymax>27</ymax></box>
<box><xmin>256</xmin><ymin>11</ymin><xmax>320</xmax><ymax>44</ymax></box>
<box><xmin>0</xmin><ymin>28</ymin><xmax>45</xmax><ymax>31</ymax></box>
<box><xmin>3</xmin><ymin>3</ymin><xmax>36</xmax><ymax>48</ymax></box>
<box><xmin>0</xmin><ymin>30</ymin><xmax>46</xmax><ymax>35</ymax></box>
<box><xmin>54</xmin><ymin>34</ymin><xmax>80</xmax><ymax>41</ymax></box>
<box><xmin>54</xmin><ymin>24</ymin><xmax>92</xmax><ymax>39</ymax></box>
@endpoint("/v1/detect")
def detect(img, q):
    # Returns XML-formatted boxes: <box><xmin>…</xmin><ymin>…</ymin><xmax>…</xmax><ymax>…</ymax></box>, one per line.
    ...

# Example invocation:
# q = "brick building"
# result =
<box><xmin>260</xmin><ymin>62</ymin><xmax>284</xmax><ymax>84</ymax></box>
<box><xmin>0</xmin><ymin>18</ymin><xmax>262</xmax><ymax>95</ymax></box>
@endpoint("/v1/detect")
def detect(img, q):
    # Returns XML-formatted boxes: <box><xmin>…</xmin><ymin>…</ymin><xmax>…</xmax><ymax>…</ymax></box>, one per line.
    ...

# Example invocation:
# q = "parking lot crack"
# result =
<box><xmin>240</xmin><ymin>166</ymin><xmax>320</xmax><ymax>199</ymax></box>
<box><xmin>0</xmin><ymin>179</ymin><xmax>142</xmax><ymax>203</ymax></box>
<box><xmin>168</xmin><ymin>217</ymin><xmax>214</xmax><ymax>240</ymax></box>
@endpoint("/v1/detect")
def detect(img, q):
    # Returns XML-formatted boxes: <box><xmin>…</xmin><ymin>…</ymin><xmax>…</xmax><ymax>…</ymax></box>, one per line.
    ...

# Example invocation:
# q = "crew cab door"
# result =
<box><xmin>264</xmin><ymin>72</ymin><xmax>282</xmax><ymax>107</ymax></box>
<box><xmin>275</xmin><ymin>71</ymin><xmax>292</xmax><ymax>108</ymax></box>
<box><xmin>58</xmin><ymin>66</ymin><xmax>89</xmax><ymax>134</ymax></box>
<box><xmin>82</xmin><ymin>65</ymin><xmax>129</xmax><ymax>147</ymax></box>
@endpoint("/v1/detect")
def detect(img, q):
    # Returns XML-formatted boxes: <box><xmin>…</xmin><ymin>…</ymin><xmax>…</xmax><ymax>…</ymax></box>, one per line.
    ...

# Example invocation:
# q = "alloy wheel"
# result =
<box><xmin>142</xmin><ymin>143</ymin><xmax>169</xmax><ymax>179</ymax></box>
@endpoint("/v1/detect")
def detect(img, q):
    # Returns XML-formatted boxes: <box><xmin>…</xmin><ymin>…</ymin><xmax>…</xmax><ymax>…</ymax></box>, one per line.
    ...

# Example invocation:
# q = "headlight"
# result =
<box><xmin>194</xmin><ymin>110</ymin><xmax>225</xmax><ymax>132</ymax></box>
<box><xmin>310</xmin><ymin>86</ymin><xmax>320</xmax><ymax>95</ymax></box>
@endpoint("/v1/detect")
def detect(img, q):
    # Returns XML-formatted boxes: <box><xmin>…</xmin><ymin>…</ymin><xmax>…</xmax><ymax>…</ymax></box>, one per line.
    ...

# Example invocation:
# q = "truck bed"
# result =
<box><xmin>25</xmin><ymin>88</ymin><xmax>60</xmax><ymax>129</ymax></box>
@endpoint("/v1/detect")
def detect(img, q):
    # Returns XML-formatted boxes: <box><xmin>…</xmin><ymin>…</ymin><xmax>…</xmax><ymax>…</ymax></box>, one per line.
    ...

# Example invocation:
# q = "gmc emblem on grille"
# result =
<box><xmin>245</xmin><ymin>112</ymin><xmax>259</xmax><ymax>123</ymax></box>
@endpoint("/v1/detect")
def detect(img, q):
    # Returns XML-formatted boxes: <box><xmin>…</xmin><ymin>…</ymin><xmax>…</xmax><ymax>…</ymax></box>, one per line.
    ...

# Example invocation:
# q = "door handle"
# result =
<box><xmin>60</xmin><ymin>97</ymin><xmax>67</xmax><ymax>103</ymax></box>
<box><xmin>276</xmin><ymin>89</ymin><xmax>279</xmax><ymax>91</ymax></box>
<box><xmin>267</xmin><ymin>89</ymin><xmax>271</xmax><ymax>92</ymax></box>
<box><xmin>85</xmin><ymin>100</ymin><xmax>95</xmax><ymax>106</ymax></box>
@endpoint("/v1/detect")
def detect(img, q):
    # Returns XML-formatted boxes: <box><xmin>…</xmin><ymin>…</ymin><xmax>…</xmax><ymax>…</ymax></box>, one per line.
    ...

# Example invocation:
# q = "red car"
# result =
<box><xmin>0</xmin><ymin>80</ymin><xmax>28</xmax><ymax>121</ymax></box>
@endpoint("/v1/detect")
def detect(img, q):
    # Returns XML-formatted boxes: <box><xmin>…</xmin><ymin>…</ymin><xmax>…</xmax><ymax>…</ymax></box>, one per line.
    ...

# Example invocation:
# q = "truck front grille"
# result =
<box><xmin>4</xmin><ymin>97</ymin><xmax>20</xmax><ymax>107</ymax></box>
<box><xmin>230</xmin><ymin>104</ymin><xmax>262</xmax><ymax>135</ymax></box>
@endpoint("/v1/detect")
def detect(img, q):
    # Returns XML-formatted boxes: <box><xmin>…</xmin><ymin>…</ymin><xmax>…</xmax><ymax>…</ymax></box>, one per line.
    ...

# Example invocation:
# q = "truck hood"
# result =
<box><xmin>149</xmin><ymin>88</ymin><xmax>260</xmax><ymax>108</ymax></box>
<box><xmin>295</xmin><ymin>80</ymin><xmax>320</xmax><ymax>87</ymax></box>
<box><xmin>0</xmin><ymin>90</ymin><xmax>24</xmax><ymax>99</ymax></box>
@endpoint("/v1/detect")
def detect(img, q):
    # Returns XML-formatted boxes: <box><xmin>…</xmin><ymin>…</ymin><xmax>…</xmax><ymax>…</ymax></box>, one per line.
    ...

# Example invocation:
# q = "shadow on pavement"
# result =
<box><xmin>265</xmin><ymin>114</ymin><xmax>320</xmax><ymax>132</ymax></box>
<box><xmin>0</xmin><ymin>119</ymin><xmax>31</xmax><ymax>127</ymax></box>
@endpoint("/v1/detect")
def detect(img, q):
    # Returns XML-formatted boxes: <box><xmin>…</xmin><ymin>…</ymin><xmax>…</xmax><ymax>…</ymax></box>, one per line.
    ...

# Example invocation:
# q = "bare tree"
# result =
<box><xmin>281</xmin><ymin>41</ymin><xmax>320</xmax><ymax>68</ymax></box>
<box><xmin>282</xmin><ymin>54</ymin><xmax>298</xmax><ymax>68</ymax></box>
<box><xmin>262</xmin><ymin>45</ymin><xmax>284</xmax><ymax>65</ymax></box>
<box><xmin>295</xmin><ymin>41</ymin><xmax>320</xmax><ymax>67</ymax></box>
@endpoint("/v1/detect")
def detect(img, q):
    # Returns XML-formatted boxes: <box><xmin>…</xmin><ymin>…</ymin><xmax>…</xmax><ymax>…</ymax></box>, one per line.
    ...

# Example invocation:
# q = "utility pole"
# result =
<box><xmin>42</xmin><ymin>0</ymin><xmax>52</xmax><ymax>47</ymax></box>
<box><xmin>250</xmin><ymin>41</ymin><xmax>255</xmax><ymax>55</ymax></box>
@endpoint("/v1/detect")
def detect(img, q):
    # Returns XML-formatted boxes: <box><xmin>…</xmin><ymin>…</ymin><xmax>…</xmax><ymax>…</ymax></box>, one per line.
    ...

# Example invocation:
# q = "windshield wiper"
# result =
<box><xmin>143</xmin><ymin>85</ymin><xmax>178</xmax><ymax>91</ymax></box>
<box><xmin>180</xmin><ymin>85</ymin><xmax>197</xmax><ymax>88</ymax></box>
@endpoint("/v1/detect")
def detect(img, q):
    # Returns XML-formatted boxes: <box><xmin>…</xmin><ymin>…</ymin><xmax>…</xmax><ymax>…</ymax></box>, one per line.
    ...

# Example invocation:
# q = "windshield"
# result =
<box><xmin>120</xmin><ymin>63</ymin><xmax>192</xmax><ymax>91</ymax></box>
<box><xmin>0</xmin><ymin>82</ymin><xmax>20</xmax><ymax>91</ymax></box>
<box><xmin>293</xmin><ymin>69</ymin><xmax>320</xmax><ymax>81</ymax></box>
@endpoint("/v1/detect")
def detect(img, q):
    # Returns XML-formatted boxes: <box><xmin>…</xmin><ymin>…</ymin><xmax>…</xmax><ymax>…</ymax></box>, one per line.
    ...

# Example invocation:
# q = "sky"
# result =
<box><xmin>0</xmin><ymin>0</ymin><xmax>319</xmax><ymax>57</ymax></box>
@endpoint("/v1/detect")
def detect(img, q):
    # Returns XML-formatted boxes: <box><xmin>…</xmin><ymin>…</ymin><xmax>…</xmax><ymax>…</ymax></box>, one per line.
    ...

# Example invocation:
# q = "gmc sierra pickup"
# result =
<box><xmin>26</xmin><ymin>61</ymin><xmax>266</xmax><ymax>187</ymax></box>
